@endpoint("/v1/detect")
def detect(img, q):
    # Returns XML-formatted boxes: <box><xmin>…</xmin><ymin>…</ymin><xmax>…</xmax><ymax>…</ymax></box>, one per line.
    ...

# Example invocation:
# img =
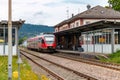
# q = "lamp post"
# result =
<box><xmin>1</xmin><ymin>20</ymin><xmax>7</xmax><ymax>56</ymax></box>
<box><xmin>8</xmin><ymin>0</ymin><xmax>12</xmax><ymax>80</ymax></box>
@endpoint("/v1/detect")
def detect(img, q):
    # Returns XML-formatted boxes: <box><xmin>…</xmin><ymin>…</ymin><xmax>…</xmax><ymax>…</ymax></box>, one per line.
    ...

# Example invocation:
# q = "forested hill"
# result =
<box><xmin>18</xmin><ymin>24</ymin><xmax>54</xmax><ymax>38</ymax></box>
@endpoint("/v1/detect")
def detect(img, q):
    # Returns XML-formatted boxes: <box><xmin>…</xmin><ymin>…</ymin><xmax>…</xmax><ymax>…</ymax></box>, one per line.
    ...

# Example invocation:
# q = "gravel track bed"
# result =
<box><xmin>20</xmin><ymin>48</ymin><xmax>120</xmax><ymax>80</ymax></box>
<box><xmin>23</xmin><ymin>52</ymin><xmax>86</xmax><ymax>80</ymax></box>
<box><xmin>53</xmin><ymin>53</ymin><xmax>120</xmax><ymax>69</ymax></box>
<box><xmin>35</xmin><ymin>53</ymin><xmax>120</xmax><ymax>80</ymax></box>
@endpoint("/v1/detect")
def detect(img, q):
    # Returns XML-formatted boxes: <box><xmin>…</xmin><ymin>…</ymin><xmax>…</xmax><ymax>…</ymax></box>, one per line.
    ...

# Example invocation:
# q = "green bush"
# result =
<box><xmin>99</xmin><ymin>50</ymin><xmax>120</xmax><ymax>63</ymax></box>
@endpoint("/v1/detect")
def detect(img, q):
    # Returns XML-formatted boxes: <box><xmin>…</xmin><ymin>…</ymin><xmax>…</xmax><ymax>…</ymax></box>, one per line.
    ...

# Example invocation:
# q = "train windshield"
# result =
<box><xmin>44</xmin><ymin>36</ymin><xmax>54</xmax><ymax>44</ymax></box>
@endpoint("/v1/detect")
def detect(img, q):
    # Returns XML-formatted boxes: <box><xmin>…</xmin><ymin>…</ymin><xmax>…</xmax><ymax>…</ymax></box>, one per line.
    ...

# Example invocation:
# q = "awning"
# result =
<box><xmin>54</xmin><ymin>20</ymin><xmax>120</xmax><ymax>36</ymax></box>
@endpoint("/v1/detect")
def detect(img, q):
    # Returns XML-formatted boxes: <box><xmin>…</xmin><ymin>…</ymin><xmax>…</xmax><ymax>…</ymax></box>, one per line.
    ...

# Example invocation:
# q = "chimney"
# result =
<box><xmin>87</xmin><ymin>4</ymin><xmax>91</xmax><ymax>10</ymax></box>
<box><xmin>72</xmin><ymin>13</ymin><xmax>74</xmax><ymax>17</ymax></box>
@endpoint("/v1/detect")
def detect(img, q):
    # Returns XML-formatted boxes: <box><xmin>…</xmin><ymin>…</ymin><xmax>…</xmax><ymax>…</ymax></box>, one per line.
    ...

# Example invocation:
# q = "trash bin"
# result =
<box><xmin>78</xmin><ymin>47</ymin><xmax>84</xmax><ymax>52</ymax></box>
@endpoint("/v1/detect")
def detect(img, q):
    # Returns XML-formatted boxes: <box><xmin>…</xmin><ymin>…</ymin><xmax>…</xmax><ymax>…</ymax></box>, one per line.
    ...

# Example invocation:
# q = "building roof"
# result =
<box><xmin>77</xmin><ymin>5</ymin><xmax>120</xmax><ymax>19</ymax></box>
<box><xmin>55</xmin><ymin>5</ymin><xmax>120</xmax><ymax>27</ymax></box>
<box><xmin>0</xmin><ymin>20</ymin><xmax>25</xmax><ymax>29</ymax></box>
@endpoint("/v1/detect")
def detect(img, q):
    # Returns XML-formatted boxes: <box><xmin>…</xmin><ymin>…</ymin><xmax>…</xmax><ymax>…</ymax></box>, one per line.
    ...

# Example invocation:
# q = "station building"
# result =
<box><xmin>54</xmin><ymin>5</ymin><xmax>120</xmax><ymax>54</ymax></box>
<box><xmin>0</xmin><ymin>20</ymin><xmax>24</xmax><ymax>56</ymax></box>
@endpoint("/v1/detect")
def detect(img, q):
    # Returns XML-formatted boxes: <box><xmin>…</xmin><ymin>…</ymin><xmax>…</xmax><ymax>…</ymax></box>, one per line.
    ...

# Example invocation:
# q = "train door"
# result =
<box><xmin>38</xmin><ymin>38</ymin><xmax>42</xmax><ymax>50</ymax></box>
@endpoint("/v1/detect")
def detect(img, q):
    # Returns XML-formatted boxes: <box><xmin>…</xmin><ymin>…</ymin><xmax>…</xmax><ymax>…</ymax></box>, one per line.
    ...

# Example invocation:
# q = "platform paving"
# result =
<box><xmin>56</xmin><ymin>49</ymin><xmax>108</xmax><ymax>59</ymax></box>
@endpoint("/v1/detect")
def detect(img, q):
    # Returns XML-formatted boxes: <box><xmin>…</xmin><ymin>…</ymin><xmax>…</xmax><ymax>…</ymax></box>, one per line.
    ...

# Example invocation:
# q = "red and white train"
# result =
<box><xmin>27</xmin><ymin>33</ymin><xmax>56</xmax><ymax>52</ymax></box>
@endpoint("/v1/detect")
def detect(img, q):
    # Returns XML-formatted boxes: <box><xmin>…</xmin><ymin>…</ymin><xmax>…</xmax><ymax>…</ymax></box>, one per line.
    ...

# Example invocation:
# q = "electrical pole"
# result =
<box><xmin>66</xmin><ymin>7</ymin><xmax>69</xmax><ymax>19</ymax></box>
<box><xmin>8</xmin><ymin>0</ymin><xmax>12</xmax><ymax>80</ymax></box>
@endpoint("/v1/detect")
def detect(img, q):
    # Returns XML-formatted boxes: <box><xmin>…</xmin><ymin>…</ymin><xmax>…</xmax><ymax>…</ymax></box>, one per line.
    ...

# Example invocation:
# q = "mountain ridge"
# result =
<box><xmin>18</xmin><ymin>24</ymin><xmax>54</xmax><ymax>38</ymax></box>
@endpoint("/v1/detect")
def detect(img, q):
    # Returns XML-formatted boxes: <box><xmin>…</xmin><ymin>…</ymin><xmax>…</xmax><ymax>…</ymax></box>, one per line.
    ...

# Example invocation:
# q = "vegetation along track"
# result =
<box><xmin>20</xmin><ymin>49</ymin><xmax>97</xmax><ymax>80</ymax></box>
<box><xmin>52</xmin><ymin>52</ymin><xmax>120</xmax><ymax>71</ymax></box>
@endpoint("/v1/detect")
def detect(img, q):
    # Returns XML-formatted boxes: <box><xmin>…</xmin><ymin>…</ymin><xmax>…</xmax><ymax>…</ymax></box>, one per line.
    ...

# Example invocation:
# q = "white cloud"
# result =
<box><xmin>0</xmin><ymin>0</ymin><xmax>108</xmax><ymax>26</ymax></box>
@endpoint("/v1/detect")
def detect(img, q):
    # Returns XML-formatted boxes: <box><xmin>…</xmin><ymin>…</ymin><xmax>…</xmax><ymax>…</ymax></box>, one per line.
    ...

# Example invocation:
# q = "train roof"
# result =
<box><xmin>37</xmin><ymin>33</ymin><xmax>54</xmax><ymax>37</ymax></box>
<box><xmin>40</xmin><ymin>32</ymin><xmax>53</xmax><ymax>35</ymax></box>
<box><xmin>27</xmin><ymin>33</ymin><xmax>54</xmax><ymax>41</ymax></box>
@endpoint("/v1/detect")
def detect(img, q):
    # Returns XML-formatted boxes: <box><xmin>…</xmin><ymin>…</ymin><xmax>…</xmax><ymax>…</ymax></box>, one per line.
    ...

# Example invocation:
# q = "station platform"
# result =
<box><xmin>56</xmin><ymin>49</ymin><xmax>108</xmax><ymax>60</ymax></box>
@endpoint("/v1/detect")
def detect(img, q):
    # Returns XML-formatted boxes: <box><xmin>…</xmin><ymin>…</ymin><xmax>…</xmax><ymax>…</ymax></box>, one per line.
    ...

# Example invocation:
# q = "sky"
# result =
<box><xmin>0</xmin><ymin>0</ymin><xmax>108</xmax><ymax>26</ymax></box>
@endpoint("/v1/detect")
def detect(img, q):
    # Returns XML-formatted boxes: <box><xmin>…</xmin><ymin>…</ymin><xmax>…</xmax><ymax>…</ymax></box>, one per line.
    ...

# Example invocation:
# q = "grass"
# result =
<box><xmin>0</xmin><ymin>56</ymin><xmax>41</xmax><ymax>80</ymax></box>
<box><xmin>99</xmin><ymin>50</ymin><xmax>120</xmax><ymax>64</ymax></box>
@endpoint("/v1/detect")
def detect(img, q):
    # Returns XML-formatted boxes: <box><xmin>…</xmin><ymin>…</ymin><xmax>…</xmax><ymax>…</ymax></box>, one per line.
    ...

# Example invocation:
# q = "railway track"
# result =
<box><xmin>20</xmin><ymin>48</ymin><xmax>120</xmax><ymax>80</ymax></box>
<box><xmin>52</xmin><ymin>52</ymin><xmax>120</xmax><ymax>71</ymax></box>
<box><xmin>21</xmin><ymin>51</ymin><xmax>64</xmax><ymax>80</ymax></box>
<box><xmin>20</xmin><ymin>49</ymin><xmax>97</xmax><ymax>80</ymax></box>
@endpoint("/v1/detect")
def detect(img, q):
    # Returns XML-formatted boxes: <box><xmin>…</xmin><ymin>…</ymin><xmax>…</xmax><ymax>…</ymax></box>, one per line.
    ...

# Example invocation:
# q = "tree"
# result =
<box><xmin>19</xmin><ymin>36</ymin><xmax>27</xmax><ymax>45</ymax></box>
<box><xmin>108</xmin><ymin>0</ymin><xmax>120</xmax><ymax>11</ymax></box>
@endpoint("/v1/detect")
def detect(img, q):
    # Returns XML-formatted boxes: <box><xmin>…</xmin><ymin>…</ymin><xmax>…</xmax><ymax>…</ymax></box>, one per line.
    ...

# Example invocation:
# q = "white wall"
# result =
<box><xmin>82</xmin><ymin>44</ymin><xmax>112</xmax><ymax>54</ymax></box>
<box><xmin>0</xmin><ymin>45</ymin><xmax>16</xmax><ymax>56</ymax></box>
<box><xmin>114</xmin><ymin>45</ymin><xmax>120</xmax><ymax>52</ymax></box>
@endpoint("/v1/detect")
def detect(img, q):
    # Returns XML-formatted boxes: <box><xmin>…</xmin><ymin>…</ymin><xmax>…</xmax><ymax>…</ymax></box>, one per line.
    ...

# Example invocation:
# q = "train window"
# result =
<box><xmin>44</xmin><ymin>36</ymin><xmax>54</xmax><ymax>44</ymax></box>
<box><xmin>44</xmin><ymin>36</ymin><xmax>54</xmax><ymax>41</ymax></box>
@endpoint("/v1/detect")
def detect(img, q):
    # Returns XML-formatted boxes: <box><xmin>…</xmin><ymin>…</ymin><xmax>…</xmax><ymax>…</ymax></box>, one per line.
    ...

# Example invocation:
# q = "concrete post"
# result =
<box><xmin>87</xmin><ymin>32</ymin><xmax>88</xmax><ymax>52</ymax></box>
<box><xmin>101</xmin><ymin>30</ymin><xmax>103</xmax><ymax>53</ymax></box>
<box><xmin>93</xmin><ymin>31</ymin><xmax>95</xmax><ymax>53</ymax></box>
<box><xmin>15</xmin><ymin>27</ymin><xmax>18</xmax><ymax>55</ymax></box>
<box><xmin>8</xmin><ymin>0</ymin><xmax>12</xmax><ymax>79</ymax></box>
<box><xmin>111</xmin><ymin>28</ymin><xmax>115</xmax><ymax>53</ymax></box>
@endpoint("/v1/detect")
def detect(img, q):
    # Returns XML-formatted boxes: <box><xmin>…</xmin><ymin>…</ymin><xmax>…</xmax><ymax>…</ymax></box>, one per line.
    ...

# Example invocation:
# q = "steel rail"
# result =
<box><xmin>20</xmin><ymin>49</ymin><xmax>97</xmax><ymax>80</ymax></box>
<box><xmin>21</xmin><ymin>51</ymin><xmax>64</xmax><ymax>80</ymax></box>
<box><xmin>52</xmin><ymin>52</ymin><xmax>120</xmax><ymax>71</ymax></box>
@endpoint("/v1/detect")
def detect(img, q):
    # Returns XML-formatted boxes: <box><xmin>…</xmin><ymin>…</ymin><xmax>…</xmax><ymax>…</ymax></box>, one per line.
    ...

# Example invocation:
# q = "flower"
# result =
<box><xmin>41</xmin><ymin>75</ymin><xmax>49</xmax><ymax>80</ymax></box>
<box><xmin>13</xmin><ymin>71</ymin><xmax>18</xmax><ymax>78</ymax></box>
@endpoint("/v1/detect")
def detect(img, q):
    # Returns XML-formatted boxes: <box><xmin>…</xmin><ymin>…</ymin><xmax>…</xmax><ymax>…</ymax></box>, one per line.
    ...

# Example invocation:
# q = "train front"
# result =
<box><xmin>43</xmin><ymin>35</ymin><xmax>56</xmax><ymax>52</ymax></box>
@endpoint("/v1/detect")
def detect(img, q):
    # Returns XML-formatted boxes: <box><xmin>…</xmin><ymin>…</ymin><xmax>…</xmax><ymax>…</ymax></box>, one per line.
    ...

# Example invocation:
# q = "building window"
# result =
<box><xmin>0</xmin><ymin>28</ymin><xmax>15</xmax><ymax>45</ymax></box>
<box><xmin>115</xmin><ymin>29</ymin><xmax>120</xmax><ymax>44</ymax></box>
<box><xmin>81</xmin><ymin>29</ymin><xmax>112</xmax><ymax>45</ymax></box>
<box><xmin>0</xmin><ymin>29</ymin><xmax>4</xmax><ymax>45</ymax></box>
<box><xmin>70</xmin><ymin>24</ymin><xmax>75</xmax><ymax>28</ymax></box>
<box><xmin>73</xmin><ymin>24</ymin><xmax>75</xmax><ymax>28</ymax></box>
<box><xmin>93</xmin><ymin>30</ymin><xmax>111</xmax><ymax>44</ymax></box>
<box><xmin>76</xmin><ymin>22</ymin><xmax>79</xmax><ymax>27</ymax></box>
<box><xmin>86</xmin><ymin>21</ymin><xmax>90</xmax><ymax>24</ymax></box>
